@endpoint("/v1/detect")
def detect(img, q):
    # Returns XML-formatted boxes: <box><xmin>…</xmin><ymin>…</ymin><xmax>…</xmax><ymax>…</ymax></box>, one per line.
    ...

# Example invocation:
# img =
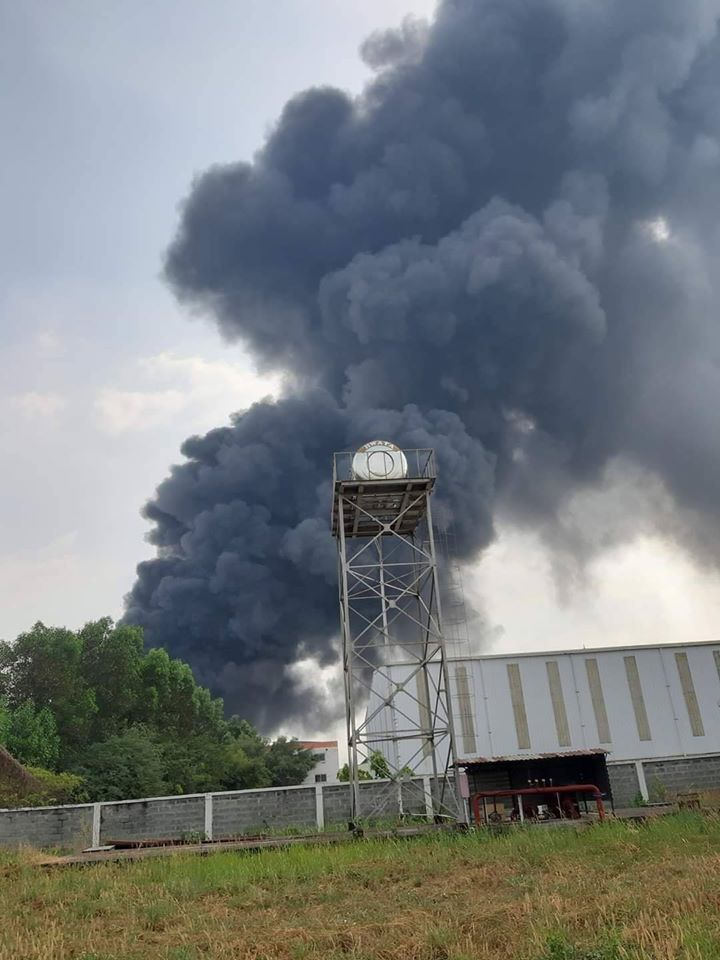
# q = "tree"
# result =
<box><xmin>337</xmin><ymin>764</ymin><xmax>372</xmax><ymax>782</ymax></box>
<box><xmin>134</xmin><ymin>648</ymin><xmax>224</xmax><ymax>739</ymax></box>
<box><xmin>1</xmin><ymin>623</ymin><xmax>97</xmax><ymax>758</ymax></box>
<box><xmin>337</xmin><ymin>753</ymin><xmax>413</xmax><ymax>782</ymax></box>
<box><xmin>226</xmin><ymin>717</ymin><xmax>266</xmax><ymax>755</ymax></box>
<box><xmin>369</xmin><ymin>750</ymin><xmax>391</xmax><ymax>780</ymax></box>
<box><xmin>6</xmin><ymin>701</ymin><xmax>60</xmax><ymax>770</ymax></box>
<box><xmin>74</xmin><ymin>727</ymin><xmax>168</xmax><ymax>801</ymax></box>
<box><xmin>0</xmin><ymin>617</ymin><xmax>322</xmax><ymax>801</ymax></box>
<box><xmin>78</xmin><ymin>618</ymin><xmax>143</xmax><ymax>739</ymax></box>
<box><xmin>265</xmin><ymin>737</ymin><xmax>318</xmax><ymax>786</ymax></box>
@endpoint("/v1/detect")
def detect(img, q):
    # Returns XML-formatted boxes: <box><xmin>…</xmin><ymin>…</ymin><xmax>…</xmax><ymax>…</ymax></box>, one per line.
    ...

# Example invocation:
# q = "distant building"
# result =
<box><xmin>367</xmin><ymin>640</ymin><xmax>720</xmax><ymax>809</ymax></box>
<box><xmin>299</xmin><ymin>740</ymin><xmax>340</xmax><ymax>785</ymax></box>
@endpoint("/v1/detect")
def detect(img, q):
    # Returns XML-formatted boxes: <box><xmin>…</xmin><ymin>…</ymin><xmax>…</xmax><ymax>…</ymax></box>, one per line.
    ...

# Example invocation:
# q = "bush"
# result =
<box><xmin>25</xmin><ymin>768</ymin><xmax>86</xmax><ymax>805</ymax></box>
<box><xmin>0</xmin><ymin>766</ymin><xmax>86</xmax><ymax>808</ymax></box>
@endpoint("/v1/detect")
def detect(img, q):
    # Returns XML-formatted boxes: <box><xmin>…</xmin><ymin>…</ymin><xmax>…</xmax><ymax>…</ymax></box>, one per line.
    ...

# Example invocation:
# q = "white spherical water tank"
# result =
<box><xmin>352</xmin><ymin>440</ymin><xmax>408</xmax><ymax>480</ymax></box>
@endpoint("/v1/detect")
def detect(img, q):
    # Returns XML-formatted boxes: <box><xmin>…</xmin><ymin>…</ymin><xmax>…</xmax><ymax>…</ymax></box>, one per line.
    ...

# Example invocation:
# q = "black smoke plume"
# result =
<box><xmin>125</xmin><ymin>0</ymin><xmax>720</xmax><ymax>728</ymax></box>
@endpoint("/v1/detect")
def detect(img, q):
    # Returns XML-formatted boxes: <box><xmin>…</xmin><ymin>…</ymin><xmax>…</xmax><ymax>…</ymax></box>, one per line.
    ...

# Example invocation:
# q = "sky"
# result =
<box><xmin>1</xmin><ymin>0</ymin><xmax>719</xmax><ymax>739</ymax></box>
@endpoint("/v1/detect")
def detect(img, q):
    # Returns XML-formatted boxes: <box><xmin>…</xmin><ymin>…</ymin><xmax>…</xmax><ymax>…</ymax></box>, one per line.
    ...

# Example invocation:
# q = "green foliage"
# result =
<box><xmin>337</xmin><ymin>752</ymin><xmax>414</xmax><ymax>782</ymax></box>
<box><xmin>135</xmin><ymin>648</ymin><xmax>225</xmax><ymax>738</ymax></box>
<box><xmin>0</xmin><ymin>696</ymin><xmax>10</xmax><ymax>745</ymax></box>
<box><xmin>6</xmin><ymin>700</ymin><xmax>60</xmax><ymax>769</ymax></box>
<box><xmin>73</xmin><ymin>727</ymin><xmax>169</xmax><ymax>801</ymax></box>
<box><xmin>78</xmin><ymin>618</ymin><xmax>143</xmax><ymax>740</ymax></box>
<box><xmin>337</xmin><ymin>764</ymin><xmax>371</xmax><ymax>782</ymax></box>
<box><xmin>24</xmin><ymin>767</ymin><xmax>86</xmax><ymax>805</ymax></box>
<box><xmin>648</xmin><ymin>776</ymin><xmax>669</xmax><ymax>803</ymax></box>
<box><xmin>265</xmin><ymin>737</ymin><xmax>318</xmax><ymax>786</ymax></box>
<box><xmin>1</xmin><ymin>622</ymin><xmax>98</xmax><ymax>757</ymax></box>
<box><xmin>0</xmin><ymin>619</ymin><xmax>320</xmax><ymax>802</ymax></box>
<box><xmin>0</xmin><ymin>764</ymin><xmax>86</xmax><ymax>809</ymax></box>
<box><xmin>369</xmin><ymin>750</ymin><xmax>391</xmax><ymax>779</ymax></box>
<box><xmin>539</xmin><ymin>934</ymin><xmax>622</xmax><ymax>960</ymax></box>
<box><xmin>160</xmin><ymin>733</ymin><xmax>271</xmax><ymax>795</ymax></box>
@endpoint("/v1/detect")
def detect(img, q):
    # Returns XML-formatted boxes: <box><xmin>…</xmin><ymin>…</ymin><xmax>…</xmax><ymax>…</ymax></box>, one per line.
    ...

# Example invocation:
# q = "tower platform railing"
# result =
<box><xmin>332</xmin><ymin>448</ymin><xmax>436</xmax><ymax>485</ymax></box>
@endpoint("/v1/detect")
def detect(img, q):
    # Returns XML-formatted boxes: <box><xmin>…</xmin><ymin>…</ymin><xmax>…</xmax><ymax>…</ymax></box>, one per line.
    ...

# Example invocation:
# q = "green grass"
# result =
<box><xmin>2</xmin><ymin>814</ymin><xmax>720</xmax><ymax>959</ymax></box>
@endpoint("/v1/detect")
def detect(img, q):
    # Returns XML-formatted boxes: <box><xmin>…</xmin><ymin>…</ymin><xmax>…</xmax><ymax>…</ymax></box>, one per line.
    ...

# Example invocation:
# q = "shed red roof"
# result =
<box><xmin>298</xmin><ymin>740</ymin><xmax>338</xmax><ymax>749</ymax></box>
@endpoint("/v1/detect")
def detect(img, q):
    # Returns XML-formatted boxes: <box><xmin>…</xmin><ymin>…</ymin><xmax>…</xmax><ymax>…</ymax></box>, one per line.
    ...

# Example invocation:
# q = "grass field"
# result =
<box><xmin>2</xmin><ymin>814</ymin><xmax>720</xmax><ymax>960</ymax></box>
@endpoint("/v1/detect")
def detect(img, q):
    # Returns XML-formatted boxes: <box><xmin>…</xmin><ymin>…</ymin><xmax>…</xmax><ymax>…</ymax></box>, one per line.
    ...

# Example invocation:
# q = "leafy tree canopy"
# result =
<box><xmin>0</xmin><ymin>619</ymin><xmax>318</xmax><ymax>803</ymax></box>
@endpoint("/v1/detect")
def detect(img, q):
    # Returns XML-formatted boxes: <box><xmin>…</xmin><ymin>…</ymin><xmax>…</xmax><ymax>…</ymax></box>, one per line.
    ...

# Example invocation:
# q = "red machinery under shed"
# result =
<box><xmin>458</xmin><ymin>748</ymin><xmax>612</xmax><ymax>825</ymax></box>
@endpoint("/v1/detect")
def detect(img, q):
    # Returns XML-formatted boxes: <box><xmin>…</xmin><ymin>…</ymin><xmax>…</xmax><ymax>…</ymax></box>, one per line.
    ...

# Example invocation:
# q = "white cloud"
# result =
<box><xmin>10</xmin><ymin>391</ymin><xmax>66</xmax><ymax>419</ymax></box>
<box><xmin>0</xmin><ymin>532</ymin><xmax>83</xmax><ymax>639</ymax></box>
<box><xmin>95</xmin><ymin>351</ymin><xmax>282</xmax><ymax>435</ymax></box>
<box><xmin>643</xmin><ymin>215</ymin><xmax>671</xmax><ymax>243</ymax></box>
<box><xmin>95</xmin><ymin>387</ymin><xmax>186</xmax><ymax>434</ymax></box>
<box><xmin>139</xmin><ymin>351</ymin><xmax>282</xmax><ymax>406</ymax></box>
<box><xmin>34</xmin><ymin>329</ymin><xmax>65</xmax><ymax>357</ymax></box>
<box><xmin>465</xmin><ymin>526</ymin><xmax>720</xmax><ymax>655</ymax></box>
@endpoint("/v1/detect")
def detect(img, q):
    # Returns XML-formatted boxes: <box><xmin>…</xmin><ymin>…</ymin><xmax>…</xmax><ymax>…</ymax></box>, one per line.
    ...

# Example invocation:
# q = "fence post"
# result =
<box><xmin>92</xmin><ymin>803</ymin><xmax>101</xmax><ymax>848</ymax></box>
<box><xmin>423</xmin><ymin>777</ymin><xmax>433</xmax><ymax>822</ymax></box>
<box><xmin>315</xmin><ymin>784</ymin><xmax>325</xmax><ymax>831</ymax></box>
<box><xmin>204</xmin><ymin>794</ymin><xmax>213</xmax><ymax>841</ymax></box>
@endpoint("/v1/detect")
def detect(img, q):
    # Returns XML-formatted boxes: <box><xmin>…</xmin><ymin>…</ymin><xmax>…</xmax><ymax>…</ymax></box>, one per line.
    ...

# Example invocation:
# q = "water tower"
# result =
<box><xmin>332</xmin><ymin>441</ymin><xmax>464</xmax><ymax>827</ymax></box>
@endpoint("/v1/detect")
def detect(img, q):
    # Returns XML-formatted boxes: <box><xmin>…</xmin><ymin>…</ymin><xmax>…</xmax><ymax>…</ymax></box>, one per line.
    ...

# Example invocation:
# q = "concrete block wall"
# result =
<box><xmin>321</xmin><ymin>783</ymin><xmax>351</xmax><ymax>828</ymax></box>
<box><xmin>607</xmin><ymin>763</ymin><xmax>641</xmax><ymax>807</ymax></box>
<box><xmin>608</xmin><ymin>755</ymin><xmax>720</xmax><ymax>807</ymax></box>
<box><xmin>213</xmin><ymin>786</ymin><xmax>317</xmax><ymax>837</ymax></box>
<box><xmin>101</xmin><ymin>796</ymin><xmax>206</xmax><ymax>841</ymax></box>
<box><xmin>0</xmin><ymin>803</ymin><xmax>94</xmax><ymax>850</ymax></box>
<box><xmin>644</xmin><ymin>756</ymin><xmax>720</xmax><ymax>798</ymax></box>
<box><xmin>0</xmin><ymin>777</ymin><xmax>438</xmax><ymax>850</ymax></box>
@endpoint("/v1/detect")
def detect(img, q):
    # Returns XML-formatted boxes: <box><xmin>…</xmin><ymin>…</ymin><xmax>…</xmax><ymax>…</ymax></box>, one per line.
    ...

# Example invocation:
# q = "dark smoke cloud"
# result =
<box><xmin>126</xmin><ymin>0</ymin><xmax>720</xmax><ymax>726</ymax></box>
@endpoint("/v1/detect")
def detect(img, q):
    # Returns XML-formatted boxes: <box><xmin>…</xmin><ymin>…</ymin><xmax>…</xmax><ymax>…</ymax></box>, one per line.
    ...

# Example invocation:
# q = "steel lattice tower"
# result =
<box><xmin>332</xmin><ymin>445</ymin><xmax>464</xmax><ymax>827</ymax></box>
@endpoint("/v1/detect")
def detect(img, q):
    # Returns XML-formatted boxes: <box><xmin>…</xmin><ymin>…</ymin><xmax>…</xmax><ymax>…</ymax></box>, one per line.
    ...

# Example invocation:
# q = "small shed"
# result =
<box><xmin>459</xmin><ymin>749</ymin><xmax>611</xmax><ymax>821</ymax></box>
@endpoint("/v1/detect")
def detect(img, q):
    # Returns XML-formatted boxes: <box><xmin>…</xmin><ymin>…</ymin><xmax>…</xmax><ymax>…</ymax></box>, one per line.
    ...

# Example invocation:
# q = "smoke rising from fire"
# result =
<box><xmin>125</xmin><ymin>0</ymin><xmax>720</xmax><ymax>727</ymax></box>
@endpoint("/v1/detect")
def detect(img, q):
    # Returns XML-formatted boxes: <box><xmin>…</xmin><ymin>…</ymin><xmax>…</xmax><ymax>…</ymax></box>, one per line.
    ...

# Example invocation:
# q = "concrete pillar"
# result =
<box><xmin>423</xmin><ymin>776</ymin><xmax>433</xmax><ymax>822</ymax></box>
<box><xmin>204</xmin><ymin>794</ymin><xmax>213</xmax><ymax>841</ymax></box>
<box><xmin>92</xmin><ymin>803</ymin><xmax>101</xmax><ymax>848</ymax></box>
<box><xmin>635</xmin><ymin>761</ymin><xmax>649</xmax><ymax>802</ymax></box>
<box><xmin>315</xmin><ymin>784</ymin><xmax>325</xmax><ymax>830</ymax></box>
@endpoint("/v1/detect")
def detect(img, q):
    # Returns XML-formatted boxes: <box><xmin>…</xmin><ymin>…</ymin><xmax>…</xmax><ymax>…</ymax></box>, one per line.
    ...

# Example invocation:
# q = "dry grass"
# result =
<box><xmin>2</xmin><ymin>814</ymin><xmax>720</xmax><ymax>959</ymax></box>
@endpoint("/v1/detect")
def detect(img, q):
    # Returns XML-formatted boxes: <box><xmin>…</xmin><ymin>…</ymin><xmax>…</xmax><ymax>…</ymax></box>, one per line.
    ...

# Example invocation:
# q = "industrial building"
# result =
<box><xmin>367</xmin><ymin>640</ymin><xmax>720</xmax><ymax>810</ymax></box>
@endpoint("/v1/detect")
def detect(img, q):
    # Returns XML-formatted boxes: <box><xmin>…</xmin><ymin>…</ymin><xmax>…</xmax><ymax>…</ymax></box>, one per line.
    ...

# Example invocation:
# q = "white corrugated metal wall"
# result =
<box><xmin>365</xmin><ymin>642</ymin><xmax>720</xmax><ymax>773</ymax></box>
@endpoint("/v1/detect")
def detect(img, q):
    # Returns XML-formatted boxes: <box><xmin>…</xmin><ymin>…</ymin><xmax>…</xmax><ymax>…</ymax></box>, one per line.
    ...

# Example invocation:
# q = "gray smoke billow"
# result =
<box><xmin>125</xmin><ymin>0</ymin><xmax>720</xmax><ymax>728</ymax></box>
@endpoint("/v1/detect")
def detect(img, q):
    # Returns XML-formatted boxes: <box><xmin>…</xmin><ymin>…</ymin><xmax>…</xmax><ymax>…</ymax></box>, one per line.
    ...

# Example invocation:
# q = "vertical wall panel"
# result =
<box><xmin>546</xmin><ymin>661</ymin><xmax>571</xmax><ymax>747</ymax></box>
<box><xmin>624</xmin><ymin>656</ymin><xmax>652</xmax><ymax>742</ymax></box>
<box><xmin>675</xmin><ymin>652</ymin><xmax>705</xmax><ymax>737</ymax></box>
<box><xmin>454</xmin><ymin>666</ymin><xmax>477</xmax><ymax>756</ymax></box>
<box><xmin>507</xmin><ymin>663</ymin><xmax>531</xmax><ymax>750</ymax></box>
<box><xmin>585</xmin><ymin>658</ymin><xmax>611</xmax><ymax>744</ymax></box>
<box><xmin>714</xmin><ymin>651</ymin><xmax>720</xmax><ymax>686</ymax></box>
